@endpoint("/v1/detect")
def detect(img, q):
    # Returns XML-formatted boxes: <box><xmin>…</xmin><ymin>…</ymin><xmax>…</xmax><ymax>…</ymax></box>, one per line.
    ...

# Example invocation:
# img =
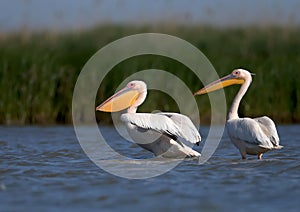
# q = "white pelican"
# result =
<box><xmin>96</xmin><ymin>80</ymin><xmax>201</xmax><ymax>158</ymax></box>
<box><xmin>194</xmin><ymin>69</ymin><xmax>283</xmax><ymax>159</ymax></box>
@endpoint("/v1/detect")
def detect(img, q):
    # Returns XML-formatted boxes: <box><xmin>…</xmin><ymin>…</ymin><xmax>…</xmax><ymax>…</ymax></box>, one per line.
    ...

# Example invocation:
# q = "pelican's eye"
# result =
<box><xmin>233</xmin><ymin>70</ymin><xmax>240</xmax><ymax>76</ymax></box>
<box><xmin>128</xmin><ymin>82</ymin><xmax>135</xmax><ymax>88</ymax></box>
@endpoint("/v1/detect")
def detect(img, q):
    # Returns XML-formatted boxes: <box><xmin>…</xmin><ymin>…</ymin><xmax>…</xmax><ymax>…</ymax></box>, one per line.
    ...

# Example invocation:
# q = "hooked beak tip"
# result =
<box><xmin>194</xmin><ymin>89</ymin><xmax>205</xmax><ymax>96</ymax></box>
<box><xmin>193</xmin><ymin>91</ymin><xmax>199</xmax><ymax>96</ymax></box>
<box><xmin>95</xmin><ymin>105</ymin><xmax>102</xmax><ymax>111</ymax></box>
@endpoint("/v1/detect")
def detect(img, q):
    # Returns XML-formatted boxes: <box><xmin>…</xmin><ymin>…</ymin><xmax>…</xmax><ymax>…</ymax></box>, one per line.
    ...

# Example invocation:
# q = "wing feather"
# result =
<box><xmin>158</xmin><ymin>112</ymin><xmax>201</xmax><ymax>144</ymax></box>
<box><xmin>121</xmin><ymin>113</ymin><xmax>201</xmax><ymax>144</ymax></box>
<box><xmin>254</xmin><ymin>116</ymin><xmax>280</xmax><ymax>147</ymax></box>
<box><xmin>227</xmin><ymin>118</ymin><xmax>272</xmax><ymax>148</ymax></box>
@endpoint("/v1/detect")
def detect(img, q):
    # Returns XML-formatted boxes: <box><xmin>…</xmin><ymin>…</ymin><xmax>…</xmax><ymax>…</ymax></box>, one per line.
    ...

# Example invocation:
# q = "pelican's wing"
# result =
<box><xmin>226</xmin><ymin>117</ymin><xmax>277</xmax><ymax>149</ymax></box>
<box><xmin>254</xmin><ymin>116</ymin><xmax>281</xmax><ymax>147</ymax></box>
<box><xmin>121</xmin><ymin>113</ymin><xmax>200</xmax><ymax>144</ymax></box>
<box><xmin>158</xmin><ymin>112</ymin><xmax>201</xmax><ymax>145</ymax></box>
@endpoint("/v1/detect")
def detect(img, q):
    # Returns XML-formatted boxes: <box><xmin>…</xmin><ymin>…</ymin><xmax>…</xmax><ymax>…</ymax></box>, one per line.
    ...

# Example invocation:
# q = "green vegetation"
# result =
<box><xmin>1</xmin><ymin>25</ymin><xmax>299</xmax><ymax>125</ymax></box>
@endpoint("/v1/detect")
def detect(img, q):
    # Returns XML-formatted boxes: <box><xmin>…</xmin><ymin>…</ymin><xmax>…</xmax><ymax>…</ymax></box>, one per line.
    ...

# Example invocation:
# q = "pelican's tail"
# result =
<box><xmin>273</xmin><ymin>145</ymin><xmax>283</xmax><ymax>149</ymax></box>
<box><xmin>185</xmin><ymin>148</ymin><xmax>201</xmax><ymax>158</ymax></box>
<box><xmin>160</xmin><ymin>140</ymin><xmax>201</xmax><ymax>158</ymax></box>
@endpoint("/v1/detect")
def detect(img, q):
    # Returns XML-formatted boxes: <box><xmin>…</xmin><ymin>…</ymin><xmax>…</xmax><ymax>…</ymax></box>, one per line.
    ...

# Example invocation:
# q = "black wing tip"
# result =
<box><xmin>165</xmin><ymin>130</ymin><xmax>178</xmax><ymax>141</ymax></box>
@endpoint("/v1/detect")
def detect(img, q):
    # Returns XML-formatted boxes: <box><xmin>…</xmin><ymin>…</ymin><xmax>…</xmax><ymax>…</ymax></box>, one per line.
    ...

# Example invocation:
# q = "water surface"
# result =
<box><xmin>0</xmin><ymin>125</ymin><xmax>299</xmax><ymax>211</ymax></box>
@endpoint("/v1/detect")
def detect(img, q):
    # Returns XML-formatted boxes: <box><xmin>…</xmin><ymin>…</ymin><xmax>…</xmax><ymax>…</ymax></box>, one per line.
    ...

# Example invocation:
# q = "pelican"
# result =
<box><xmin>96</xmin><ymin>80</ymin><xmax>201</xmax><ymax>158</ymax></box>
<box><xmin>194</xmin><ymin>69</ymin><xmax>282</xmax><ymax>159</ymax></box>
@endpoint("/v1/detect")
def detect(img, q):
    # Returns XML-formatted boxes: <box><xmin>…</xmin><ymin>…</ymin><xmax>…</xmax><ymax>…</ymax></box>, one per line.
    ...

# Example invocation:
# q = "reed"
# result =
<box><xmin>1</xmin><ymin>25</ymin><xmax>299</xmax><ymax>124</ymax></box>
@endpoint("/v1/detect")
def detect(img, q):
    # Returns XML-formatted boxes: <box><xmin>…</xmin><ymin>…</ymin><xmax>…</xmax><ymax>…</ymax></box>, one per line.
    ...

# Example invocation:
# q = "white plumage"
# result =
<box><xmin>97</xmin><ymin>80</ymin><xmax>201</xmax><ymax>158</ymax></box>
<box><xmin>227</xmin><ymin>117</ymin><xmax>282</xmax><ymax>157</ymax></box>
<box><xmin>195</xmin><ymin>69</ymin><xmax>282</xmax><ymax>159</ymax></box>
<box><xmin>121</xmin><ymin>112</ymin><xmax>201</xmax><ymax>145</ymax></box>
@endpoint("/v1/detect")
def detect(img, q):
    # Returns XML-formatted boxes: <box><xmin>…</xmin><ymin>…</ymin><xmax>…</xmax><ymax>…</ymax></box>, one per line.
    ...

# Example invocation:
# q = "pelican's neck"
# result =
<box><xmin>228</xmin><ymin>79</ymin><xmax>251</xmax><ymax>120</ymax></box>
<box><xmin>127</xmin><ymin>90</ymin><xmax>147</xmax><ymax>114</ymax></box>
<box><xmin>127</xmin><ymin>106</ymin><xmax>137</xmax><ymax>113</ymax></box>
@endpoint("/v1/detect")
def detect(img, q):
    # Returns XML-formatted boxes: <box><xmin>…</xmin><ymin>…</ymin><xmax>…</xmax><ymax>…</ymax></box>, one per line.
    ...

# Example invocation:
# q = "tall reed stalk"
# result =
<box><xmin>1</xmin><ymin>25</ymin><xmax>299</xmax><ymax>124</ymax></box>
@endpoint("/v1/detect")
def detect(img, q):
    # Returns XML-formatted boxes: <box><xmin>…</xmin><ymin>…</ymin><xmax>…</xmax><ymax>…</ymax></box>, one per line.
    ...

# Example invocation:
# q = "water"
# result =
<box><xmin>0</xmin><ymin>125</ymin><xmax>299</xmax><ymax>211</ymax></box>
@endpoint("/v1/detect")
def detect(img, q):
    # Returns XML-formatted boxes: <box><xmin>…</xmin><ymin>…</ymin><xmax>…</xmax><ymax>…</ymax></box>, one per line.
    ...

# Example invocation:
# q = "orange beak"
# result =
<box><xmin>194</xmin><ymin>74</ymin><xmax>245</xmax><ymax>95</ymax></box>
<box><xmin>96</xmin><ymin>87</ymin><xmax>139</xmax><ymax>112</ymax></box>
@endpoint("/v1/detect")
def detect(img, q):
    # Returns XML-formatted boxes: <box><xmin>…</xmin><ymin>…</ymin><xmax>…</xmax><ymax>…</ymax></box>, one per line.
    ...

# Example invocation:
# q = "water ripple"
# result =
<box><xmin>0</xmin><ymin>125</ymin><xmax>299</xmax><ymax>211</ymax></box>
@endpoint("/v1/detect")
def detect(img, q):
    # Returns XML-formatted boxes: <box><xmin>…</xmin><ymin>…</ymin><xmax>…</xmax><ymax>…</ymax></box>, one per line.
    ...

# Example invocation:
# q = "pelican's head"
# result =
<box><xmin>194</xmin><ymin>69</ymin><xmax>254</xmax><ymax>95</ymax></box>
<box><xmin>126</xmin><ymin>80</ymin><xmax>147</xmax><ymax>93</ymax></box>
<box><xmin>96</xmin><ymin>80</ymin><xmax>147</xmax><ymax>112</ymax></box>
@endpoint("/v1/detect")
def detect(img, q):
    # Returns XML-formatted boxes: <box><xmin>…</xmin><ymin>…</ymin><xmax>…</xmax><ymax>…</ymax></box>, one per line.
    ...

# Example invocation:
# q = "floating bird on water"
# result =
<box><xmin>96</xmin><ymin>80</ymin><xmax>201</xmax><ymax>158</ymax></box>
<box><xmin>194</xmin><ymin>69</ymin><xmax>282</xmax><ymax>159</ymax></box>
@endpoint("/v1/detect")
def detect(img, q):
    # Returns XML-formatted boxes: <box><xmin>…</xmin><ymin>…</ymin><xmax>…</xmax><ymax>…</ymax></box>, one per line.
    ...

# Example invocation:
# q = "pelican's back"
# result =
<box><xmin>254</xmin><ymin>116</ymin><xmax>282</xmax><ymax>149</ymax></box>
<box><xmin>226</xmin><ymin>117</ymin><xmax>281</xmax><ymax>150</ymax></box>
